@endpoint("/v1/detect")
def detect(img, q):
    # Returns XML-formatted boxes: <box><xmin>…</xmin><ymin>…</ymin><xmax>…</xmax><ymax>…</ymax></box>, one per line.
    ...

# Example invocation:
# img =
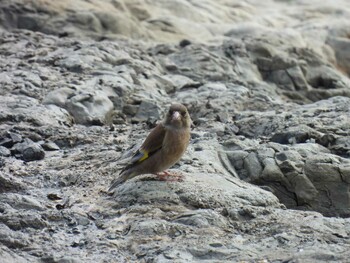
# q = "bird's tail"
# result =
<box><xmin>108</xmin><ymin>169</ymin><xmax>136</xmax><ymax>192</ymax></box>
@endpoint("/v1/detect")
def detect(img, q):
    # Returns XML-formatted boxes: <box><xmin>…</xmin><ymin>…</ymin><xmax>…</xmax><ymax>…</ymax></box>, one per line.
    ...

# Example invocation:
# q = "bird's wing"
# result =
<box><xmin>129</xmin><ymin>122</ymin><xmax>166</xmax><ymax>164</ymax></box>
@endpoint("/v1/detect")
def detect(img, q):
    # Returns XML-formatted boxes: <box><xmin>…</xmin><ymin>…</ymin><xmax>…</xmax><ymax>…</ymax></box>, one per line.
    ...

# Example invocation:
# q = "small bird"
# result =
<box><xmin>108</xmin><ymin>103</ymin><xmax>191</xmax><ymax>191</ymax></box>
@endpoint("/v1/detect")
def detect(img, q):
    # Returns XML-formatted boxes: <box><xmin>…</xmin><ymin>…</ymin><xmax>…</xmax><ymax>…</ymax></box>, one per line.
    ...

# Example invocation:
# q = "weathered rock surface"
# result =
<box><xmin>1</xmin><ymin>0</ymin><xmax>350</xmax><ymax>262</ymax></box>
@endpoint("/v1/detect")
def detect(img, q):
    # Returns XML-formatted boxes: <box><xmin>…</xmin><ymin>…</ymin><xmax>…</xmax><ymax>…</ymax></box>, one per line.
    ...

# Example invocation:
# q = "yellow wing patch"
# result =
<box><xmin>138</xmin><ymin>150</ymin><xmax>149</xmax><ymax>162</ymax></box>
<box><xmin>130</xmin><ymin>149</ymin><xmax>150</xmax><ymax>164</ymax></box>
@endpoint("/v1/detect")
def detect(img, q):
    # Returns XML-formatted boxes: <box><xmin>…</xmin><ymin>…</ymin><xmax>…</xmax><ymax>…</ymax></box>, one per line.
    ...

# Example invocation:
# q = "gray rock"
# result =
<box><xmin>22</xmin><ymin>145</ymin><xmax>45</xmax><ymax>162</ymax></box>
<box><xmin>224</xmin><ymin>142</ymin><xmax>350</xmax><ymax>217</ymax></box>
<box><xmin>40</xmin><ymin>256</ymin><xmax>81</xmax><ymax>263</ymax></box>
<box><xmin>9</xmin><ymin>132</ymin><xmax>22</xmax><ymax>144</ymax></box>
<box><xmin>243</xmin><ymin>152</ymin><xmax>263</xmax><ymax>182</ymax></box>
<box><xmin>42</xmin><ymin>141</ymin><xmax>60</xmax><ymax>151</ymax></box>
<box><xmin>327</xmin><ymin>37</ymin><xmax>350</xmax><ymax>75</ymax></box>
<box><xmin>0</xmin><ymin>95</ymin><xmax>73</xmax><ymax>127</ymax></box>
<box><xmin>0</xmin><ymin>173</ymin><xmax>24</xmax><ymax>193</ymax></box>
<box><xmin>271</xmin><ymin>126</ymin><xmax>315</xmax><ymax>144</ymax></box>
<box><xmin>0</xmin><ymin>245</ymin><xmax>31</xmax><ymax>263</ymax></box>
<box><xmin>65</xmin><ymin>91</ymin><xmax>114</xmax><ymax>125</ymax></box>
<box><xmin>155</xmin><ymin>74</ymin><xmax>201</xmax><ymax>93</ymax></box>
<box><xmin>94</xmin><ymin>11</ymin><xmax>146</xmax><ymax>38</ymax></box>
<box><xmin>68</xmin><ymin>11</ymin><xmax>103</xmax><ymax>33</ymax></box>
<box><xmin>17</xmin><ymin>12</ymin><xmax>50</xmax><ymax>32</ymax></box>
<box><xmin>330</xmin><ymin>137</ymin><xmax>350</xmax><ymax>158</ymax></box>
<box><xmin>0</xmin><ymin>132</ymin><xmax>22</xmax><ymax>148</ymax></box>
<box><xmin>0</xmin><ymin>137</ymin><xmax>14</xmax><ymax>148</ymax></box>
<box><xmin>0</xmin><ymin>210</ymin><xmax>48</xmax><ymax>230</ymax></box>
<box><xmin>173</xmin><ymin>209</ymin><xmax>227</xmax><ymax>228</ymax></box>
<box><xmin>306</xmin><ymin>65</ymin><xmax>350</xmax><ymax>90</ymax></box>
<box><xmin>0</xmin><ymin>193</ymin><xmax>45</xmax><ymax>211</ymax></box>
<box><xmin>12</xmin><ymin>139</ymin><xmax>45</xmax><ymax>162</ymax></box>
<box><xmin>42</xmin><ymin>88</ymin><xmax>76</xmax><ymax>108</ymax></box>
<box><xmin>0</xmin><ymin>146</ymin><xmax>10</xmax><ymax>157</ymax></box>
<box><xmin>0</xmin><ymin>224</ymin><xmax>30</xmax><ymax>248</ymax></box>
<box><xmin>304</xmin><ymin>156</ymin><xmax>350</xmax><ymax>216</ymax></box>
<box><xmin>134</xmin><ymin>100</ymin><xmax>161</xmax><ymax>123</ymax></box>
<box><xmin>111</xmin><ymin>172</ymin><xmax>280</xmax><ymax>209</ymax></box>
<box><xmin>1</xmin><ymin>2</ymin><xmax>350</xmax><ymax>261</ymax></box>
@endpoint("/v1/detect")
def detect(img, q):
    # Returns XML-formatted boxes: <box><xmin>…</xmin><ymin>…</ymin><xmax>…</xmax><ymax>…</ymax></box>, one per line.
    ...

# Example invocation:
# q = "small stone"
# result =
<box><xmin>9</xmin><ymin>132</ymin><xmax>22</xmax><ymax>144</ymax></box>
<box><xmin>225</xmin><ymin>124</ymin><xmax>239</xmax><ymax>134</ymax></box>
<box><xmin>22</xmin><ymin>144</ymin><xmax>45</xmax><ymax>161</ymax></box>
<box><xmin>123</xmin><ymin>104</ymin><xmax>138</xmax><ymax>116</ymax></box>
<box><xmin>216</xmin><ymin>112</ymin><xmax>229</xmax><ymax>123</ymax></box>
<box><xmin>65</xmin><ymin>91</ymin><xmax>114</xmax><ymax>125</ymax></box>
<box><xmin>42</xmin><ymin>141</ymin><xmax>60</xmax><ymax>151</ymax></box>
<box><xmin>13</xmin><ymin>139</ymin><xmax>45</xmax><ymax>161</ymax></box>
<box><xmin>179</xmin><ymin>39</ymin><xmax>191</xmax><ymax>48</ymax></box>
<box><xmin>0</xmin><ymin>138</ymin><xmax>14</xmax><ymax>148</ymax></box>
<box><xmin>0</xmin><ymin>146</ymin><xmax>11</xmax><ymax>157</ymax></box>
<box><xmin>134</xmin><ymin>100</ymin><xmax>161</xmax><ymax>122</ymax></box>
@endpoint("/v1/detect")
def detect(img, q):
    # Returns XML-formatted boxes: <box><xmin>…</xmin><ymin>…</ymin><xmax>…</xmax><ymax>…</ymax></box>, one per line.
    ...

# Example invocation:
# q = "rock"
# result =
<box><xmin>271</xmin><ymin>126</ymin><xmax>315</xmax><ymax>144</ymax></box>
<box><xmin>0</xmin><ymin>1</ymin><xmax>350</xmax><ymax>261</ymax></box>
<box><xmin>327</xmin><ymin>37</ymin><xmax>350</xmax><ymax>74</ymax></box>
<box><xmin>65</xmin><ymin>91</ymin><xmax>114</xmax><ymax>125</ymax></box>
<box><xmin>95</xmin><ymin>11</ymin><xmax>146</xmax><ymax>38</ymax></box>
<box><xmin>162</xmin><ymin>45</ymin><xmax>240</xmax><ymax>82</ymax></box>
<box><xmin>224</xmin><ymin>141</ymin><xmax>350</xmax><ymax>217</ymax></box>
<box><xmin>330</xmin><ymin>137</ymin><xmax>350</xmax><ymax>158</ymax></box>
<box><xmin>0</xmin><ymin>173</ymin><xmax>25</xmax><ymax>193</ymax></box>
<box><xmin>111</xmin><ymin>172</ymin><xmax>280</xmax><ymax>210</ymax></box>
<box><xmin>0</xmin><ymin>223</ymin><xmax>30</xmax><ymax>248</ymax></box>
<box><xmin>8</xmin><ymin>132</ymin><xmax>22</xmax><ymax>144</ymax></box>
<box><xmin>305</xmin><ymin>65</ymin><xmax>350</xmax><ymax>90</ymax></box>
<box><xmin>17</xmin><ymin>14</ymin><xmax>46</xmax><ymax>32</ymax></box>
<box><xmin>173</xmin><ymin>209</ymin><xmax>227</xmax><ymax>228</ymax></box>
<box><xmin>68</xmin><ymin>11</ymin><xmax>103</xmax><ymax>33</ymax></box>
<box><xmin>243</xmin><ymin>152</ymin><xmax>263</xmax><ymax>182</ymax></box>
<box><xmin>40</xmin><ymin>256</ymin><xmax>81</xmax><ymax>263</ymax></box>
<box><xmin>42</xmin><ymin>88</ymin><xmax>76</xmax><ymax>108</ymax></box>
<box><xmin>155</xmin><ymin>74</ymin><xmax>201</xmax><ymax>93</ymax></box>
<box><xmin>12</xmin><ymin>138</ymin><xmax>45</xmax><ymax>161</ymax></box>
<box><xmin>57</xmin><ymin>54</ymin><xmax>94</xmax><ymax>73</ymax></box>
<box><xmin>134</xmin><ymin>100</ymin><xmax>161</xmax><ymax>123</ymax></box>
<box><xmin>0</xmin><ymin>95</ymin><xmax>73</xmax><ymax>127</ymax></box>
<box><xmin>0</xmin><ymin>246</ymin><xmax>31</xmax><ymax>263</ymax></box>
<box><xmin>304</xmin><ymin>156</ymin><xmax>350</xmax><ymax>216</ymax></box>
<box><xmin>93</xmin><ymin>74</ymin><xmax>133</xmax><ymax>98</ymax></box>
<box><xmin>41</xmin><ymin>141</ymin><xmax>60</xmax><ymax>151</ymax></box>
<box><xmin>0</xmin><ymin>137</ymin><xmax>13</xmax><ymax>148</ymax></box>
<box><xmin>21</xmin><ymin>143</ymin><xmax>45</xmax><ymax>161</ymax></box>
<box><xmin>0</xmin><ymin>193</ymin><xmax>45</xmax><ymax>211</ymax></box>
<box><xmin>0</xmin><ymin>146</ymin><xmax>10</xmax><ymax>157</ymax></box>
<box><xmin>179</xmin><ymin>39</ymin><xmax>191</xmax><ymax>48</ymax></box>
<box><xmin>122</xmin><ymin>104</ymin><xmax>138</xmax><ymax>116</ymax></box>
<box><xmin>0</xmin><ymin>210</ymin><xmax>48</xmax><ymax>230</ymax></box>
<box><xmin>0</xmin><ymin>132</ymin><xmax>22</xmax><ymax>149</ymax></box>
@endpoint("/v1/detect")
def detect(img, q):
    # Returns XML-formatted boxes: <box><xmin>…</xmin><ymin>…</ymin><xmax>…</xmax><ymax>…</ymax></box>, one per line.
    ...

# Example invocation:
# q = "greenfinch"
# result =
<box><xmin>108</xmin><ymin>103</ymin><xmax>191</xmax><ymax>190</ymax></box>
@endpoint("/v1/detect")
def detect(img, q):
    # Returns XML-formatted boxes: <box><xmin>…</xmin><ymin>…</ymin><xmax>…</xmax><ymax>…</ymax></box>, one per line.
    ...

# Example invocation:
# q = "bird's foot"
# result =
<box><xmin>155</xmin><ymin>171</ymin><xmax>184</xmax><ymax>182</ymax></box>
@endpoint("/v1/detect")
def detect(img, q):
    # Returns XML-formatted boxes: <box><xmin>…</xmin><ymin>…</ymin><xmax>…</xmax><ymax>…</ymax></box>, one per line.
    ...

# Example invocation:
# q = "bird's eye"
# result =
<box><xmin>181</xmin><ymin>111</ymin><xmax>186</xmax><ymax>116</ymax></box>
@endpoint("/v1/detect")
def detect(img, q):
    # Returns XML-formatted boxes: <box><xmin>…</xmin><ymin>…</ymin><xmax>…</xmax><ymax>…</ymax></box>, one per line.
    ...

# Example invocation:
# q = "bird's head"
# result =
<box><xmin>164</xmin><ymin>103</ymin><xmax>191</xmax><ymax>129</ymax></box>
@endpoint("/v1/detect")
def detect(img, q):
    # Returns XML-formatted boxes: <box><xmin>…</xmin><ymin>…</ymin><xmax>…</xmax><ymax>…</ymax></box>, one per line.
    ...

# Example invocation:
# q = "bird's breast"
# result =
<box><xmin>160</xmin><ymin>128</ymin><xmax>190</xmax><ymax>168</ymax></box>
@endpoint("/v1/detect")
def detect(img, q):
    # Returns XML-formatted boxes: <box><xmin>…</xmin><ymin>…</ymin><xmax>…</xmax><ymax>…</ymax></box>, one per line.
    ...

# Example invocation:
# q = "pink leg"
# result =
<box><xmin>155</xmin><ymin>171</ymin><xmax>184</xmax><ymax>182</ymax></box>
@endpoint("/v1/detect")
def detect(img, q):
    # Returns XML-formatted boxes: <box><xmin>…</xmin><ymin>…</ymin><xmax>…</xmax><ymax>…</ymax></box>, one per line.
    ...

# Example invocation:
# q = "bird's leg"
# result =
<box><xmin>155</xmin><ymin>171</ymin><xmax>168</xmax><ymax>181</ymax></box>
<box><xmin>155</xmin><ymin>171</ymin><xmax>184</xmax><ymax>182</ymax></box>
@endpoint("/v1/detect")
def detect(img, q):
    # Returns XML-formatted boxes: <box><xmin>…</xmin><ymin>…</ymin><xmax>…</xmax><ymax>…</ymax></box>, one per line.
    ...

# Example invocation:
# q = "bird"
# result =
<box><xmin>108</xmin><ymin>103</ymin><xmax>191</xmax><ymax>191</ymax></box>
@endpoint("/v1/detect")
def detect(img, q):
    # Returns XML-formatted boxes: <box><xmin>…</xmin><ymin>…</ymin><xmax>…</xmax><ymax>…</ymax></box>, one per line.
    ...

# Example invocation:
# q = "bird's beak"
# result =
<box><xmin>172</xmin><ymin>111</ymin><xmax>181</xmax><ymax>120</ymax></box>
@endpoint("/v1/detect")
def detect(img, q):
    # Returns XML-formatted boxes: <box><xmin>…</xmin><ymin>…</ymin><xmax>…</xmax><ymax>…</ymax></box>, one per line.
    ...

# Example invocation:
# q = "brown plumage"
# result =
<box><xmin>108</xmin><ymin>103</ymin><xmax>191</xmax><ymax>190</ymax></box>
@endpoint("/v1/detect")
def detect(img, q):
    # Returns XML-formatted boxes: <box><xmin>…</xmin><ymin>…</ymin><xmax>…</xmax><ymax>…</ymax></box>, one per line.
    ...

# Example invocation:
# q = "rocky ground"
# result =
<box><xmin>1</xmin><ymin>0</ymin><xmax>350</xmax><ymax>262</ymax></box>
